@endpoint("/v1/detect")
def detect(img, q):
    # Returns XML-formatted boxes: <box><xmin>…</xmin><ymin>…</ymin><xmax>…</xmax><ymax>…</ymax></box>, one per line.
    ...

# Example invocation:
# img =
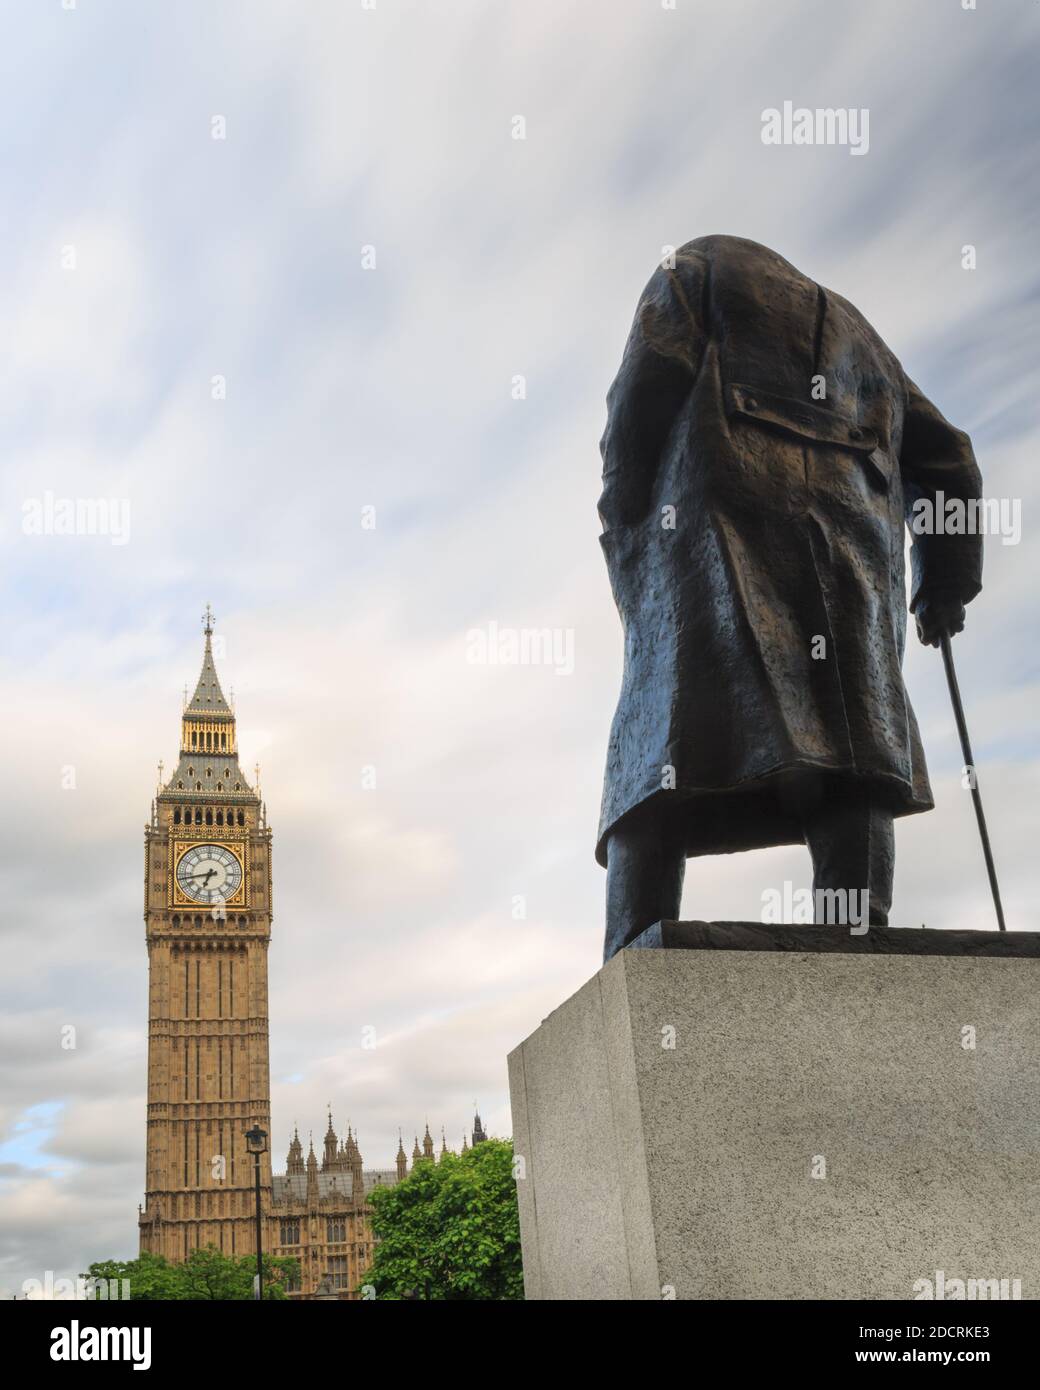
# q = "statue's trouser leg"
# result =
<box><xmin>802</xmin><ymin>796</ymin><xmax>894</xmax><ymax>927</ymax></box>
<box><xmin>603</xmin><ymin>817</ymin><xmax>686</xmax><ymax>962</ymax></box>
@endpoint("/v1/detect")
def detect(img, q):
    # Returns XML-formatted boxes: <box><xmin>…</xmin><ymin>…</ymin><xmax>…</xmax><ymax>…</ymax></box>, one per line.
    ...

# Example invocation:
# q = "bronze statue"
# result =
<box><xmin>598</xmin><ymin>235</ymin><xmax>983</xmax><ymax>961</ymax></box>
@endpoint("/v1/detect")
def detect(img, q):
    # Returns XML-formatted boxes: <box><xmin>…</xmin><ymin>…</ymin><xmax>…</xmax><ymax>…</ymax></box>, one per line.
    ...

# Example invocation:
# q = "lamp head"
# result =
<box><xmin>244</xmin><ymin>1124</ymin><xmax>268</xmax><ymax>1155</ymax></box>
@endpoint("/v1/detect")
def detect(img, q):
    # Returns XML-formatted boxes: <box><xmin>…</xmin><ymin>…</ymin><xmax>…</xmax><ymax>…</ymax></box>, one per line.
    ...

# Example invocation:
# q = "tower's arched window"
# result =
<box><xmin>195</xmin><ymin>782</ymin><xmax>202</xmax><ymax>792</ymax></box>
<box><xmin>172</xmin><ymin>916</ymin><xmax>180</xmax><ymax>928</ymax></box>
<box><xmin>195</xmin><ymin>808</ymin><xmax>202</xmax><ymax>824</ymax></box>
<box><xmin>220</xmin><ymin>733</ymin><xmax>226</xmax><ymax>749</ymax></box>
<box><xmin>216</xmin><ymin>782</ymin><xmax>222</xmax><ymax>792</ymax></box>
<box><xmin>188</xmin><ymin>767</ymin><xmax>194</xmax><ymax>778</ymax></box>
<box><xmin>234</xmin><ymin>783</ymin><xmax>240</xmax><ymax>791</ymax></box>
<box><xmin>216</xmin><ymin>810</ymin><xmax>223</xmax><ymax>826</ymax></box>
<box><xmin>174</xmin><ymin>809</ymin><xmax>181</xmax><ymax>825</ymax></box>
<box><xmin>177</xmin><ymin>780</ymin><xmax>183</xmax><ymax>789</ymax></box>
<box><xmin>206</xmin><ymin>769</ymin><xmax>212</xmax><ymax>778</ymax></box>
<box><xmin>191</xmin><ymin>731</ymin><xmax>197</xmax><ymax>748</ymax></box>
<box><xmin>237</xmin><ymin>810</ymin><xmax>245</xmax><ymax>827</ymax></box>
<box><xmin>193</xmin><ymin>916</ymin><xmax>202</xmax><ymax>929</ymax></box>
<box><xmin>224</xmin><ymin>769</ymin><xmax>230</xmax><ymax>779</ymax></box>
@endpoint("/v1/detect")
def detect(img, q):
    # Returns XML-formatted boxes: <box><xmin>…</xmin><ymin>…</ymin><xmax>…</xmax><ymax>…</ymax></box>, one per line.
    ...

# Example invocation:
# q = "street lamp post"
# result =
<box><xmin>244</xmin><ymin>1124</ymin><xmax>268</xmax><ymax>1301</ymax></box>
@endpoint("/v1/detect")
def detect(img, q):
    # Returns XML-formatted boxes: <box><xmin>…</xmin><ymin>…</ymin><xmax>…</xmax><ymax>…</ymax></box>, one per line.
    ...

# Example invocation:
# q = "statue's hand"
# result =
<box><xmin>915</xmin><ymin>593</ymin><xmax>966</xmax><ymax>647</ymax></box>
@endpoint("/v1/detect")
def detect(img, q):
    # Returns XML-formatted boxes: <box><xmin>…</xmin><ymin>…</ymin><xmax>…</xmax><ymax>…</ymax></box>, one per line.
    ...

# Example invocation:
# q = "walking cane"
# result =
<box><xmin>939</xmin><ymin>632</ymin><xmax>1007</xmax><ymax>931</ymax></box>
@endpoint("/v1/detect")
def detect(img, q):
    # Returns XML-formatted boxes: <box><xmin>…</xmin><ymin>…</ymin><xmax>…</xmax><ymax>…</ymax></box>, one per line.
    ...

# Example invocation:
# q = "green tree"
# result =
<box><xmin>84</xmin><ymin>1252</ymin><xmax>184</xmax><ymax>1301</ymax></box>
<box><xmin>83</xmin><ymin>1246</ymin><xmax>299</xmax><ymax>1301</ymax></box>
<box><xmin>363</xmin><ymin>1137</ymin><xmax>522</xmax><ymax>1300</ymax></box>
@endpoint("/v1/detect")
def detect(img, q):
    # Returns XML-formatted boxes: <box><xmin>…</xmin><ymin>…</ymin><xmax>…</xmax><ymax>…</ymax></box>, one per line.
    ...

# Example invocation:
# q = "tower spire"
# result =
<box><xmin>396</xmin><ymin>1130</ymin><xmax>408</xmax><ymax>1181</ymax></box>
<box><xmin>167</xmin><ymin>605</ymin><xmax>244</xmax><ymax>780</ymax></box>
<box><xmin>322</xmin><ymin>1107</ymin><xmax>339</xmax><ymax>1172</ymax></box>
<box><xmin>287</xmin><ymin>1124</ymin><xmax>305</xmax><ymax>1176</ymax></box>
<box><xmin>472</xmin><ymin>1106</ymin><xmax>487</xmax><ymax>1146</ymax></box>
<box><xmin>350</xmin><ymin>1127</ymin><xmax>364</xmax><ymax>1194</ymax></box>
<box><xmin>306</xmin><ymin>1134</ymin><xmax>319</xmax><ymax>1204</ymax></box>
<box><xmin>184</xmin><ymin>610</ymin><xmax>231</xmax><ymax>717</ymax></box>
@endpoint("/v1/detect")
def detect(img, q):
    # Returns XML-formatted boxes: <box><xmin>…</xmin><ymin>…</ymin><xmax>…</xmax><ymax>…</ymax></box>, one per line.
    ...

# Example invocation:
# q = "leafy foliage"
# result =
<box><xmin>84</xmin><ymin>1246</ymin><xmax>299</xmax><ymax>1301</ymax></box>
<box><xmin>363</xmin><ymin>1137</ymin><xmax>522</xmax><ymax>1300</ymax></box>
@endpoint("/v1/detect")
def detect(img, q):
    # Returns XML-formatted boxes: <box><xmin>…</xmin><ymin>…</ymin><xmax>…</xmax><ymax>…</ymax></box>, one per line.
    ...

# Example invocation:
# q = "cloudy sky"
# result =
<box><xmin>1</xmin><ymin>0</ymin><xmax>1037</xmax><ymax>1296</ymax></box>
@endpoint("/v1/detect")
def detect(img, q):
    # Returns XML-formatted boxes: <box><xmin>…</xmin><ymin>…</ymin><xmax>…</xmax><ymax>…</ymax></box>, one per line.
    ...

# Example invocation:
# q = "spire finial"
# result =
<box><xmin>202</xmin><ymin>602</ymin><xmax>214</xmax><ymax>636</ymax></box>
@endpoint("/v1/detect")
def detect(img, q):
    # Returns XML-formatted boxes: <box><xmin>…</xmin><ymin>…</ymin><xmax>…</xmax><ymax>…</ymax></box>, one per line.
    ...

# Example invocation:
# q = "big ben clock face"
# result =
<box><xmin>175</xmin><ymin>844</ymin><xmax>243</xmax><ymax>904</ymax></box>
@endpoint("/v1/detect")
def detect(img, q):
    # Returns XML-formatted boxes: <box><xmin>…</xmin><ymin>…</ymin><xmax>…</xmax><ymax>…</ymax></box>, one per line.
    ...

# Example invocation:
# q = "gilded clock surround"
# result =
<box><xmin>172</xmin><ymin>840</ymin><xmax>247</xmax><ymax>908</ymax></box>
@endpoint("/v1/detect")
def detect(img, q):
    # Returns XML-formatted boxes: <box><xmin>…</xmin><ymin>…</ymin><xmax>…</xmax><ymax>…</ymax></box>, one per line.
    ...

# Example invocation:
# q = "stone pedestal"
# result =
<box><xmin>507</xmin><ymin>925</ymin><xmax>1040</xmax><ymax>1300</ymax></box>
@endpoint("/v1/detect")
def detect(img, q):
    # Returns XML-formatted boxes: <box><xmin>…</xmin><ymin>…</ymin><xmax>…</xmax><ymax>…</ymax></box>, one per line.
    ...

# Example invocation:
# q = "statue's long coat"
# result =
<box><xmin>596</xmin><ymin>236</ymin><xmax>983</xmax><ymax>865</ymax></box>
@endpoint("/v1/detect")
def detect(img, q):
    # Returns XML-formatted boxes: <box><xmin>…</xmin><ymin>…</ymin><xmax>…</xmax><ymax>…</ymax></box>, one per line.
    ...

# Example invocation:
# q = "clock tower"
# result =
<box><xmin>139</xmin><ymin>608</ymin><xmax>274</xmax><ymax>1261</ymax></box>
